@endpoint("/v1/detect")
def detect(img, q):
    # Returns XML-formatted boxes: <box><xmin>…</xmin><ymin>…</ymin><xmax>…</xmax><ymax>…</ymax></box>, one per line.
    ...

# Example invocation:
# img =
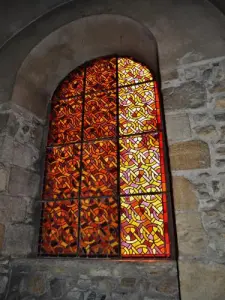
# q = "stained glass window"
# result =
<box><xmin>39</xmin><ymin>56</ymin><xmax>171</xmax><ymax>258</ymax></box>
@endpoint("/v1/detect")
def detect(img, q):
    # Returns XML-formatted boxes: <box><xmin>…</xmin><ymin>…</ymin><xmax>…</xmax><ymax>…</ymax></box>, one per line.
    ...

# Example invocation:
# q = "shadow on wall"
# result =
<box><xmin>11</xmin><ymin>14</ymin><xmax>159</xmax><ymax>120</ymax></box>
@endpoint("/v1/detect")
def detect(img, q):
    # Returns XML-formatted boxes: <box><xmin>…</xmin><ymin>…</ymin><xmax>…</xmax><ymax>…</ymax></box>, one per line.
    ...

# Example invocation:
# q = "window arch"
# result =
<box><xmin>38</xmin><ymin>56</ymin><xmax>171</xmax><ymax>258</ymax></box>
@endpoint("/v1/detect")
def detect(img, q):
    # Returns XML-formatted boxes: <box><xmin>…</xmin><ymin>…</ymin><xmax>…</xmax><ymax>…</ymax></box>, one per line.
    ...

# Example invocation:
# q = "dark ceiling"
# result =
<box><xmin>210</xmin><ymin>0</ymin><xmax>225</xmax><ymax>15</ymax></box>
<box><xmin>0</xmin><ymin>0</ymin><xmax>224</xmax><ymax>48</ymax></box>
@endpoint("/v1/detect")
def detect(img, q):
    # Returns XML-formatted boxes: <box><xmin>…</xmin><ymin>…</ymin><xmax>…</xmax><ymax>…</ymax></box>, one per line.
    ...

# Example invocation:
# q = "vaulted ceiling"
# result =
<box><xmin>0</xmin><ymin>0</ymin><xmax>224</xmax><ymax>48</ymax></box>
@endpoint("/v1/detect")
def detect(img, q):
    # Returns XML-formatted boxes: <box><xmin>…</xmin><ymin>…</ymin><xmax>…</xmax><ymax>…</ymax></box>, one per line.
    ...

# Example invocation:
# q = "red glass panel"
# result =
<box><xmin>86</xmin><ymin>57</ymin><xmax>116</xmax><ymax>93</ymax></box>
<box><xmin>39</xmin><ymin>200</ymin><xmax>78</xmax><ymax>255</ymax></box>
<box><xmin>81</xmin><ymin>140</ymin><xmax>117</xmax><ymax>197</ymax></box>
<box><xmin>48</xmin><ymin>97</ymin><xmax>82</xmax><ymax>145</ymax></box>
<box><xmin>43</xmin><ymin>144</ymin><xmax>81</xmax><ymax>200</ymax></box>
<box><xmin>84</xmin><ymin>90</ymin><xmax>116</xmax><ymax>141</ymax></box>
<box><xmin>120</xmin><ymin>133</ymin><xmax>166</xmax><ymax>195</ymax></box>
<box><xmin>53</xmin><ymin>68</ymin><xmax>84</xmax><ymax>99</ymax></box>
<box><xmin>154</xmin><ymin>81</ymin><xmax>162</xmax><ymax>129</ymax></box>
<box><xmin>79</xmin><ymin>197</ymin><xmax>119</xmax><ymax>256</ymax></box>
<box><xmin>121</xmin><ymin>194</ymin><xmax>170</xmax><ymax>257</ymax></box>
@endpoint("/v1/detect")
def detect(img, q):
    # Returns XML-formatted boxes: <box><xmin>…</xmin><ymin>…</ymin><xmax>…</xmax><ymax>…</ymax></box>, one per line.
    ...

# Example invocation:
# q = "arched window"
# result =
<box><xmin>38</xmin><ymin>56</ymin><xmax>171</xmax><ymax>258</ymax></box>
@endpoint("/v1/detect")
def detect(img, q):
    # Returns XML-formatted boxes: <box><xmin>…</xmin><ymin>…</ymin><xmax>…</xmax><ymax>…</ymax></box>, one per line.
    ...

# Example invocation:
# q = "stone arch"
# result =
<box><xmin>4</xmin><ymin>14</ymin><xmax>161</xmax><ymax>258</ymax></box>
<box><xmin>11</xmin><ymin>14</ymin><xmax>159</xmax><ymax>120</ymax></box>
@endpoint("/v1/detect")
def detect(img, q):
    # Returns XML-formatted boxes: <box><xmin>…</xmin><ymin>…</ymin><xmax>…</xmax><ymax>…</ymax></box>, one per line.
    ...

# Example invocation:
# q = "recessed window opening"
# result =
<box><xmin>38</xmin><ymin>56</ymin><xmax>171</xmax><ymax>258</ymax></box>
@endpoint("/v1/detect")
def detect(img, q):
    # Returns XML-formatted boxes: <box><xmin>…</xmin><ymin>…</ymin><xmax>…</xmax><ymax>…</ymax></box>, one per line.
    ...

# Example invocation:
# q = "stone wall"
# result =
<box><xmin>163</xmin><ymin>56</ymin><xmax>225</xmax><ymax>300</ymax></box>
<box><xmin>0</xmin><ymin>104</ymin><xmax>44</xmax><ymax>257</ymax></box>
<box><xmin>0</xmin><ymin>1</ymin><xmax>225</xmax><ymax>299</ymax></box>
<box><xmin>2</xmin><ymin>260</ymin><xmax>178</xmax><ymax>300</ymax></box>
<box><xmin>1</xmin><ymin>55</ymin><xmax>225</xmax><ymax>300</ymax></box>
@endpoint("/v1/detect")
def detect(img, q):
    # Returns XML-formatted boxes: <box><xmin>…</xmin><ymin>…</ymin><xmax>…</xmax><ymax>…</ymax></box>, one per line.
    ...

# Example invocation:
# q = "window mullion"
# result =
<box><xmin>115</xmin><ymin>56</ymin><xmax>121</xmax><ymax>258</ymax></box>
<box><xmin>77</xmin><ymin>66</ymin><xmax>87</xmax><ymax>257</ymax></box>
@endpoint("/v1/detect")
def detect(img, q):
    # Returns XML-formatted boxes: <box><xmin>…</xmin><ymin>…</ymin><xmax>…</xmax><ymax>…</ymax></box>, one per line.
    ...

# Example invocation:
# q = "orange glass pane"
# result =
<box><xmin>41</xmin><ymin>56</ymin><xmax>171</xmax><ymax>259</ymax></box>
<box><xmin>86</xmin><ymin>57</ymin><xmax>116</xmax><ymax>93</ymax></box>
<box><xmin>121</xmin><ymin>194</ymin><xmax>170</xmax><ymax>257</ymax></box>
<box><xmin>54</xmin><ymin>67</ymin><xmax>84</xmax><ymax>99</ymax></box>
<box><xmin>84</xmin><ymin>90</ymin><xmax>116</xmax><ymax>141</ymax></box>
<box><xmin>43</xmin><ymin>144</ymin><xmax>81</xmax><ymax>200</ymax></box>
<box><xmin>48</xmin><ymin>97</ymin><xmax>82</xmax><ymax>145</ymax></box>
<box><xmin>39</xmin><ymin>200</ymin><xmax>79</xmax><ymax>255</ymax></box>
<box><xmin>79</xmin><ymin>197</ymin><xmax>119</xmax><ymax>256</ymax></box>
<box><xmin>118</xmin><ymin>57</ymin><xmax>153</xmax><ymax>87</ymax></box>
<box><xmin>81</xmin><ymin>140</ymin><xmax>117</xmax><ymax>197</ymax></box>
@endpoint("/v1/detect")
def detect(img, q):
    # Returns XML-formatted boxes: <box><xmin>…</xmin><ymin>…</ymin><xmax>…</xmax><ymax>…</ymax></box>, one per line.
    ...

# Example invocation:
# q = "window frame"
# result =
<box><xmin>37</xmin><ymin>55</ymin><xmax>177</xmax><ymax>260</ymax></box>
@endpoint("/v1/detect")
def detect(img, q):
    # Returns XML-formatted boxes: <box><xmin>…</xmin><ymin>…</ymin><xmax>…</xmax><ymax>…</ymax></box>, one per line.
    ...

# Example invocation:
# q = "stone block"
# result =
<box><xmin>208</xmin><ymin>80</ymin><xmax>225</xmax><ymax>94</ymax></box>
<box><xmin>217</xmin><ymin>173</ymin><xmax>225</xmax><ymax>198</ymax></box>
<box><xmin>155</xmin><ymin>277</ymin><xmax>179</xmax><ymax>296</ymax></box>
<box><xmin>195</xmin><ymin>182</ymin><xmax>211</xmax><ymax>200</ymax></box>
<box><xmin>198</xmin><ymin>197</ymin><xmax>219</xmax><ymax>212</ymax></box>
<box><xmin>202</xmin><ymin>210</ymin><xmax>225</xmax><ymax>232</ymax></box>
<box><xmin>0</xmin><ymin>275</ymin><xmax>8</xmax><ymax>295</ymax></box>
<box><xmin>216</xmin><ymin>146</ymin><xmax>225</xmax><ymax>155</ymax></box>
<box><xmin>203</xmin><ymin>64</ymin><xmax>223</xmax><ymax>85</ymax></box>
<box><xmin>184</xmin><ymin>67</ymin><xmax>200</xmax><ymax>81</ymax></box>
<box><xmin>172</xmin><ymin>176</ymin><xmax>197</xmax><ymax>211</ymax></box>
<box><xmin>0</xmin><ymin>135</ymin><xmax>14</xmax><ymax>163</ymax></box>
<box><xmin>65</xmin><ymin>288</ymin><xmax>84</xmax><ymax>300</ymax></box>
<box><xmin>169</xmin><ymin>140</ymin><xmax>210</xmax><ymax>170</ymax></box>
<box><xmin>165</xmin><ymin>113</ymin><xmax>191</xmax><ymax>143</ymax></box>
<box><xmin>0</xmin><ymin>223</ymin><xmax>5</xmax><ymax>251</ymax></box>
<box><xmin>0</xmin><ymin>259</ymin><xmax>9</xmax><ymax>274</ymax></box>
<box><xmin>0</xmin><ymin>112</ymin><xmax>9</xmax><ymax>134</ymax></box>
<box><xmin>219</xmin><ymin>126</ymin><xmax>225</xmax><ymax>143</ymax></box>
<box><xmin>212</xmin><ymin>180</ymin><xmax>220</xmax><ymax>193</ymax></box>
<box><xmin>50</xmin><ymin>278</ymin><xmax>64</xmax><ymax>299</ymax></box>
<box><xmin>194</xmin><ymin>125</ymin><xmax>217</xmax><ymax>137</ymax></box>
<box><xmin>77</xmin><ymin>276</ymin><xmax>92</xmax><ymax>289</ymax></box>
<box><xmin>9</xmin><ymin>166</ymin><xmax>40</xmax><ymax>198</ymax></box>
<box><xmin>3</xmin><ymin>224</ymin><xmax>34</xmax><ymax>256</ymax></box>
<box><xmin>30</xmin><ymin>119</ymin><xmax>44</xmax><ymax>149</ymax></box>
<box><xmin>216</xmin><ymin>159</ymin><xmax>225</xmax><ymax>168</ymax></box>
<box><xmin>86</xmin><ymin>291</ymin><xmax>97</xmax><ymax>300</ymax></box>
<box><xmin>163</xmin><ymin>81</ymin><xmax>206</xmax><ymax>110</ymax></box>
<box><xmin>7</xmin><ymin>112</ymin><xmax>20</xmax><ymax>137</ymax></box>
<box><xmin>20</xmin><ymin>296</ymin><xmax>36</xmax><ymax>300</ymax></box>
<box><xmin>13</xmin><ymin>114</ymin><xmax>44</xmax><ymax>150</ymax></box>
<box><xmin>175</xmin><ymin>212</ymin><xmax>207</xmax><ymax>257</ymax></box>
<box><xmin>192</xmin><ymin>113</ymin><xmax>208</xmax><ymax>123</ymax></box>
<box><xmin>215</xmin><ymin>98</ymin><xmax>225</xmax><ymax>108</ymax></box>
<box><xmin>215</xmin><ymin>113</ymin><xmax>225</xmax><ymax>122</ymax></box>
<box><xmin>179</xmin><ymin>261</ymin><xmax>225</xmax><ymax>300</ymax></box>
<box><xmin>121</xmin><ymin>277</ymin><xmax>136</xmax><ymax>287</ymax></box>
<box><xmin>19</xmin><ymin>272</ymin><xmax>48</xmax><ymax>297</ymax></box>
<box><xmin>111</xmin><ymin>292</ymin><xmax>134</xmax><ymax>300</ymax></box>
<box><xmin>0</xmin><ymin>163</ymin><xmax>8</xmax><ymax>192</ymax></box>
<box><xmin>96</xmin><ymin>277</ymin><xmax>115</xmax><ymax>291</ymax></box>
<box><xmin>27</xmin><ymin>273</ymin><xmax>48</xmax><ymax>296</ymax></box>
<box><xmin>12</xmin><ymin>142</ymin><xmax>39</xmax><ymax>171</ymax></box>
<box><xmin>0</xmin><ymin>195</ymin><xmax>26</xmax><ymax>223</ymax></box>
<box><xmin>207</xmin><ymin>231</ymin><xmax>225</xmax><ymax>263</ymax></box>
